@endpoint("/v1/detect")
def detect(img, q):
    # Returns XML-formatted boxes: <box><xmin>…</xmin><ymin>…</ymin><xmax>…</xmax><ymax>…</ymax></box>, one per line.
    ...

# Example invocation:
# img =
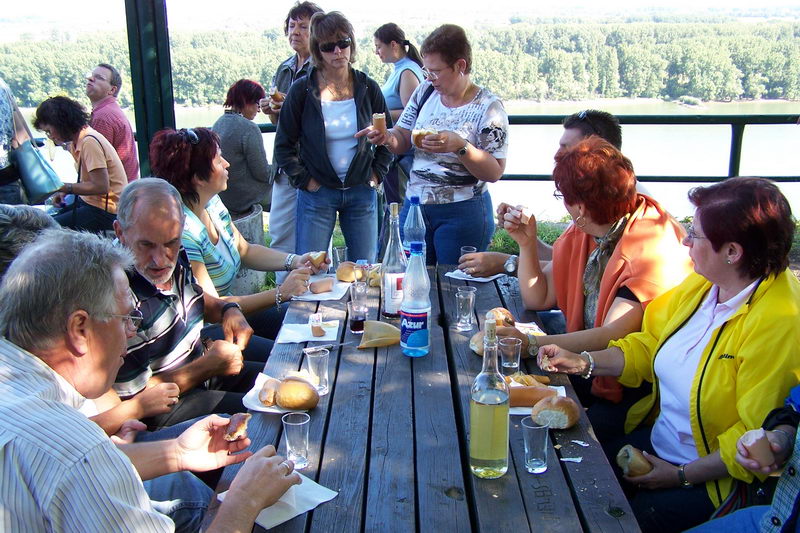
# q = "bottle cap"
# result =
<box><xmin>356</xmin><ymin>259</ymin><xmax>368</xmax><ymax>265</ymax></box>
<box><xmin>390</xmin><ymin>202</ymin><xmax>399</xmax><ymax>216</ymax></box>
<box><xmin>410</xmin><ymin>241</ymin><xmax>423</xmax><ymax>253</ymax></box>
<box><xmin>410</xmin><ymin>196</ymin><xmax>420</xmax><ymax>205</ymax></box>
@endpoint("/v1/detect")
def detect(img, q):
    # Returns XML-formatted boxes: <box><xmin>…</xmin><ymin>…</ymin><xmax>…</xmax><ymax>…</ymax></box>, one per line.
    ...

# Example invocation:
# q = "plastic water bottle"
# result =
<box><xmin>400</xmin><ymin>241</ymin><xmax>430</xmax><ymax>357</ymax></box>
<box><xmin>402</xmin><ymin>196</ymin><xmax>426</xmax><ymax>259</ymax></box>
<box><xmin>381</xmin><ymin>202</ymin><xmax>407</xmax><ymax>319</ymax></box>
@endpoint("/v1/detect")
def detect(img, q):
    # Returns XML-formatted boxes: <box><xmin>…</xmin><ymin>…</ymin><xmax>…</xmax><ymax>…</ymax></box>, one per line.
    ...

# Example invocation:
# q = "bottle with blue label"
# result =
<box><xmin>400</xmin><ymin>241</ymin><xmax>430</xmax><ymax>357</ymax></box>
<box><xmin>402</xmin><ymin>196</ymin><xmax>426</xmax><ymax>259</ymax></box>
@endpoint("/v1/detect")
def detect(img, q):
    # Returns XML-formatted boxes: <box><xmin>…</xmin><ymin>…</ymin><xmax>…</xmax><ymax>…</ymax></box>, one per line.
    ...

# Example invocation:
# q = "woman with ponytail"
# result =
<box><xmin>374</xmin><ymin>23</ymin><xmax>424</xmax><ymax>122</ymax></box>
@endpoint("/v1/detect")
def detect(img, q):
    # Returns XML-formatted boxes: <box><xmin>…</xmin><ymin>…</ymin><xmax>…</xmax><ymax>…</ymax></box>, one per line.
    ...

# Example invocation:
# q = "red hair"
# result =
<box><xmin>689</xmin><ymin>177</ymin><xmax>793</xmax><ymax>279</ymax></box>
<box><xmin>552</xmin><ymin>136</ymin><xmax>637</xmax><ymax>225</ymax></box>
<box><xmin>149</xmin><ymin>127</ymin><xmax>220</xmax><ymax>206</ymax></box>
<box><xmin>224</xmin><ymin>79</ymin><xmax>266</xmax><ymax>111</ymax></box>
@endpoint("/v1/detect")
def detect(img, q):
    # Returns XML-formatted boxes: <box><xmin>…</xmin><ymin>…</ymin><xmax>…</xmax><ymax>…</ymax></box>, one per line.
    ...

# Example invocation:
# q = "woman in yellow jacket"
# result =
<box><xmin>538</xmin><ymin>177</ymin><xmax>800</xmax><ymax>533</ymax></box>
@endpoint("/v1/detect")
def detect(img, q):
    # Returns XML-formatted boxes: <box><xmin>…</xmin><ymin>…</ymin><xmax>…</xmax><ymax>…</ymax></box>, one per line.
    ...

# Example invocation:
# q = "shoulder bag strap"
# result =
<box><xmin>81</xmin><ymin>134</ymin><xmax>110</xmax><ymax>212</ymax></box>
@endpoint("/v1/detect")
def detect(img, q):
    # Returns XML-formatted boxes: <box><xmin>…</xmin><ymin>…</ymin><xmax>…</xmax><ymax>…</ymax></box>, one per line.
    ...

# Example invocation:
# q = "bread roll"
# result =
<box><xmin>412</xmin><ymin>128</ymin><xmax>438</xmax><ymax>149</ymax></box>
<box><xmin>276</xmin><ymin>379</ymin><xmax>319</xmax><ymax>410</ymax></box>
<box><xmin>469</xmin><ymin>330</ymin><xmax>484</xmax><ymax>355</ymax></box>
<box><xmin>616</xmin><ymin>445</ymin><xmax>653</xmax><ymax>477</ymax></box>
<box><xmin>310</xmin><ymin>278</ymin><xmax>334</xmax><ymax>294</ymax></box>
<box><xmin>308</xmin><ymin>251</ymin><xmax>327</xmax><ymax>269</ymax></box>
<box><xmin>372</xmin><ymin>113</ymin><xmax>387</xmax><ymax>134</ymax></box>
<box><xmin>530</xmin><ymin>396</ymin><xmax>580</xmax><ymax>429</ymax></box>
<box><xmin>285</xmin><ymin>369</ymin><xmax>318</xmax><ymax>386</ymax></box>
<box><xmin>259</xmin><ymin>377</ymin><xmax>281</xmax><ymax>407</ymax></box>
<box><xmin>224</xmin><ymin>413</ymin><xmax>252</xmax><ymax>441</ymax></box>
<box><xmin>489</xmin><ymin>307</ymin><xmax>515</xmax><ymax>327</ymax></box>
<box><xmin>271</xmin><ymin>88</ymin><xmax>285</xmax><ymax>102</ymax></box>
<box><xmin>742</xmin><ymin>428</ymin><xmax>776</xmax><ymax>467</ymax></box>
<box><xmin>336</xmin><ymin>261</ymin><xmax>357</xmax><ymax>282</ymax></box>
<box><xmin>509</xmin><ymin>385</ymin><xmax>556</xmax><ymax>407</ymax></box>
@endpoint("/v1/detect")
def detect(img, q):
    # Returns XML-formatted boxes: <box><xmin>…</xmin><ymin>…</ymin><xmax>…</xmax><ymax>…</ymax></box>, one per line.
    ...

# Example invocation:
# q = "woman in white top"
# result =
<box><xmin>359</xmin><ymin>24</ymin><xmax>509</xmax><ymax>265</ymax></box>
<box><xmin>274</xmin><ymin>11</ymin><xmax>392</xmax><ymax>263</ymax></box>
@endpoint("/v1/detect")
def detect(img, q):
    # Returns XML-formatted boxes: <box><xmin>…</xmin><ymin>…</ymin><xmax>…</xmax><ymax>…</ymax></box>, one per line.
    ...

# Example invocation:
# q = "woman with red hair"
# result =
<box><xmin>500</xmin><ymin>136</ymin><xmax>692</xmax><ymax>425</ymax></box>
<box><xmin>212</xmin><ymin>79</ymin><xmax>270</xmax><ymax>217</ymax></box>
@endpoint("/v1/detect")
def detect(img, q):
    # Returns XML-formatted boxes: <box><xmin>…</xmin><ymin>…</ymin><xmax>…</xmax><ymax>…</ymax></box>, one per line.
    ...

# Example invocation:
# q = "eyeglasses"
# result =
<box><xmin>319</xmin><ymin>37</ymin><xmax>351</xmax><ymax>53</ymax></box>
<box><xmin>553</xmin><ymin>190</ymin><xmax>564</xmax><ymax>200</ymax></box>
<box><xmin>686</xmin><ymin>226</ymin><xmax>707</xmax><ymax>241</ymax></box>
<box><xmin>86</xmin><ymin>71</ymin><xmax>109</xmax><ymax>82</ymax></box>
<box><xmin>181</xmin><ymin>128</ymin><xmax>199</xmax><ymax>145</ymax></box>
<box><xmin>577</xmin><ymin>110</ymin><xmax>600</xmax><ymax>136</ymax></box>
<box><xmin>108</xmin><ymin>309</ymin><xmax>144</xmax><ymax>331</ymax></box>
<box><xmin>422</xmin><ymin>67</ymin><xmax>449</xmax><ymax>81</ymax></box>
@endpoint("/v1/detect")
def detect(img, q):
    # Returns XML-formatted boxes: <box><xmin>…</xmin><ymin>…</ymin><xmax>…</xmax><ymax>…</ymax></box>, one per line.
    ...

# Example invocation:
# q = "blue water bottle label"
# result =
<box><xmin>400</xmin><ymin>310</ymin><xmax>429</xmax><ymax>347</ymax></box>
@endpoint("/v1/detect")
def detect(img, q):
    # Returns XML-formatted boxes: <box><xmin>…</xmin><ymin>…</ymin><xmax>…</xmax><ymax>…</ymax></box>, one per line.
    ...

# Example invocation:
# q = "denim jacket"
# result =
<box><xmin>274</xmin><ymin>66</ymin><xmax>393</xmax><ymax>190</ymax></box>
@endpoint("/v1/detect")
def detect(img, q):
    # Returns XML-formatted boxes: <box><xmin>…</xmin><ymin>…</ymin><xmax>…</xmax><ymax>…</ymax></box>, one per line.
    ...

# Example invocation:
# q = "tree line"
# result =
<box><xmin>1</xmin><ymin>20</ymin><xmax>798</xmax><ymax>108</ymax></box>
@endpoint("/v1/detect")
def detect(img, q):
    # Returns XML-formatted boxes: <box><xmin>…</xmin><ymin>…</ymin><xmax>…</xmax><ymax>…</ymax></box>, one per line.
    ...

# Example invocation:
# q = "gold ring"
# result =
<box><xmin>280</xmin><ymin>461</ymin><xmax>292</xmax><ymax>475</ymax></box>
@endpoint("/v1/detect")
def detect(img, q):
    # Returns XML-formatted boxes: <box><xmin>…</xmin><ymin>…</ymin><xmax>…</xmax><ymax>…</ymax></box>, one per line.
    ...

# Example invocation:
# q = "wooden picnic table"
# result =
<box><xmin>204</xmin><ymin>266</ymin><xmax>640</xmax><ymax>532</ymax></box>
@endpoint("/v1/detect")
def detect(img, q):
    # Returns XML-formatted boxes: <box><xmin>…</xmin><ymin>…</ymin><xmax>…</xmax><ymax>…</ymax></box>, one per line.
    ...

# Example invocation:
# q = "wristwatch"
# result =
<box><xmin>504</xmin><ymin>255</ymin><xmax>519</xmax><ymax>275</ymax></box>
<box><xmin>677</xmin><ymin>464</ymin><xmax>693</xmax><ymax>489</ymax></box>
<box><xmin>456</xmin><ymin>142</ymin><xmax>469</xmax><ymax>156</ymax></box>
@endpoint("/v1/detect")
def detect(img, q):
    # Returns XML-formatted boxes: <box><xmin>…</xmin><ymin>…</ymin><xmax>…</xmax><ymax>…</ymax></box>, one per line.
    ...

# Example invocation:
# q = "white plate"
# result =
<box><xmin>242</xmin><ymin>372</ymin><xmax>309</xmax><ymax>414</ymax></box>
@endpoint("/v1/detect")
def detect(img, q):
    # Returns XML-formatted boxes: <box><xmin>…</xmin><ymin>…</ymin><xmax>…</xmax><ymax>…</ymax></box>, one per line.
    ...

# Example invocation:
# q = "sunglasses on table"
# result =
<box><xmin>319</xmin><ymin>38</ymin><xmax>351</xmax><ymax>53</ymax></box>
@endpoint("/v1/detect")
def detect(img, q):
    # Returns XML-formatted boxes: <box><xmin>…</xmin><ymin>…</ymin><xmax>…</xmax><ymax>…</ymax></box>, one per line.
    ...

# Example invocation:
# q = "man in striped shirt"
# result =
<box><xmin>0</xmin><ymin>229</ymin><xmax>300</xmax><ymax>531</ymax></box>
<box><xmin>112</xmin><ymin>178</ymin><xmax>266</xmax><ymax>430</ymax></box>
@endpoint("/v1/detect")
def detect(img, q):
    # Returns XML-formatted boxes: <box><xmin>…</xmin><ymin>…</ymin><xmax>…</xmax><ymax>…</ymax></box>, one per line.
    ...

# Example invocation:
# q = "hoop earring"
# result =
<box><xmin>575</xmin><ymin>215</ymin><xmax>587</xmax><ymax>228</ymax></box>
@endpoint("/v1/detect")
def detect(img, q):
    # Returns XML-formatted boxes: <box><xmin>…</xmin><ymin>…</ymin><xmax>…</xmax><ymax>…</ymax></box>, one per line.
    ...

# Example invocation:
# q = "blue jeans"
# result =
<box><xmin>687</xmin><ymin>506</ymin><xmax>771</xmax><ymax>533</ymax></box>
<box><xmin>295</xmin><ymin>183</ymin><xmax>377</xmax><ymax>263</ymax></box>
<box><xmin>143</xmin><ymin>471</ymin><xmax>213</xmax><ymax>533</ymax></box>
<box><xmin>400</xmin><ymin>190</ymin><xmax>495</xmax><ymax>266</ymax></box>
<box><xmin>53</xmin><ymin>196</ymin><xmax>116</xmax><ymax>232</ymax></box>
<box><xmin>0</xmin><ymin>181</ymin><xmax>22</xmax><ymax>204</ymax></box>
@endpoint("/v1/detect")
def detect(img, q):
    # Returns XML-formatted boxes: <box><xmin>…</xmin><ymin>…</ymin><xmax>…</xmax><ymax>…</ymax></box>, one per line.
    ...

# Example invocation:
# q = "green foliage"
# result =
<box><xmin>2</xmin><ymin>21</ymin><xmax>800</xmax><ymax>106</ymax></box>
<box><xmin>487</xmin><ymin>223</ymin><xmax>567</xmax><ymax>255</ymax></box>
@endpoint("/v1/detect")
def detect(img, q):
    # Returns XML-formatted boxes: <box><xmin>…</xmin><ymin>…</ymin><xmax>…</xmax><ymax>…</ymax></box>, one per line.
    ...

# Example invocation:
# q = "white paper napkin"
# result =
<box><xmin>293</xmin><ymin>274</ymin><xmax>351</xmax><ymax>301</ymax></box>
<box><xmin>445</xmin><ymin>269</ymin><xmax>505</xmax><ymax>283</ymax></box>
<box><xmin>217</xmin><ymin>472</ymin><xmax>338</xmax><ymax>529</ymax></box>
<box><xmin>509</xmin><ymin>385</ymin><xmax>566</xmax><ymax>416</ymax></box>
<box><xmin>276</xmin><ymin>320</ymin><xmax>340</xmax><ymax>343</ymax></box>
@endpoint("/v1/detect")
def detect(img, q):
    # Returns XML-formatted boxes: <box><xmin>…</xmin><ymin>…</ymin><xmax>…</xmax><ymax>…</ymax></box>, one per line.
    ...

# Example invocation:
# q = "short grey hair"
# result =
<box><xmin>0</xmin><ymin>229</ymin><xmax>134</xmax><ymax>351</ymax></box>
<box><xmin>97</xmin><ymin>63</ymin><xmax>123</xmax><ymax>97</ymax></box>
<box><xmin>116</xmin><ymin>177</ymin><xmax>185</xmax><ymax>230</ymax></box>
<box><xmin>0</xmin><ymin>204</ymin><xmax>58</xmax><ymax>280</ymax></box>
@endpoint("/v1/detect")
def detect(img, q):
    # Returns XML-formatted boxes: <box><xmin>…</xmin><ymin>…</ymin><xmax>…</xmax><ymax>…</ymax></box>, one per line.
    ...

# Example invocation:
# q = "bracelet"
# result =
<box><xmin>66</xmin><ymin>183</ymin><xmax>73</xmax><ymax>194</ymax></box>
<box><xmin>580</xmin><ymin>350</ymin><xmax>594</xmax><ymax>379</ymax></box>
<box><xmin>221</xmin><ymin>302</ymin><xmax>241</xmax><ymax>316</ymax></box>
<box><xmin>526</xmin><ymin>333</ymin><xmax>540</xmax><ymax>358</ymax></box>
<box><xmin>284</xmin><ymin>253</ymin><xmax>296</xmax><ymax>271</ymax></box>
<box><xmin>275</xmin><ymin>287</ymin><xmax>283</xmax><ymax>306</ymax></box>
<box><xmin>773</xmin><ymin>428</ymin><xmax>795</xmax><ymax>450</ymax></box>
<box><xmin>677</xmin><ymin>463</ymin><xmax>693</xmax><ymax>488</ymax></box>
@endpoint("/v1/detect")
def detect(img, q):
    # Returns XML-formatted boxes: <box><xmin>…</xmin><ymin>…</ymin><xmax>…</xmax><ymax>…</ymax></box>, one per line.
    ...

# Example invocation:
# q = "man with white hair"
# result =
<box><xmin>0</xmin><ymin>229</ymin><xmax>300</xmax><ymax>531</ymax></box>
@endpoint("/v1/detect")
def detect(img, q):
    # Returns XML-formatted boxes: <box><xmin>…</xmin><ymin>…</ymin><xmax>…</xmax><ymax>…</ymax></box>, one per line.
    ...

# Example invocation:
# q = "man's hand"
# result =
<box><xmin>205</xmin><ymin>340</ymin><xmax>245</xmax><ymax>377</ymax></box>
<box><xmin>173</xmin><ymin>415</ymin><xmax>253</xmax><ymax>473</ymax></box>
<box><xmin>222</xmin><ymin>308</ymin><xmax>253</xmax><ymax>350</ymax></box>
<box><xmin>226</xmin><ymin>445</ymin><xmax>301</xmax><ymax>511</ymax></box>
<box><xmin>111</xmin><ymin>419</ymin><xmax>148</xmax><ymax>445</ymax></box>
<box><xmin>134</xmin><ymin>382</ymin><xmax>180</xmax><ymax>418</ymax></box>
<box><xmin>458</xmin><ymin>251</ymin><xmax>509</xmax><ymax>278</ymax></box>
<box><xmin>50</xmin><ymin>191</ymin><xmax>66</xmax><ymax>207</ymax></box>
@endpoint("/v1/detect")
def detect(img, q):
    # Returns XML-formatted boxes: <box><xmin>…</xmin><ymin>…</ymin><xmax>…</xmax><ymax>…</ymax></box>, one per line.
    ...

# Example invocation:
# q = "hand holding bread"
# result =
<box><xmin>736</xmin><ymin>428</ymin><xmax>791</xmax><ymax>474</ymax></box>
<box><xmin>616</xmin><ymin>445</ymin><xmax>653</xmax><ymax>477</ymax></box>
<box><xmin>280</xmin><ymin>268</ymin><xmax>312</xmax><ymax>300</ymax></box>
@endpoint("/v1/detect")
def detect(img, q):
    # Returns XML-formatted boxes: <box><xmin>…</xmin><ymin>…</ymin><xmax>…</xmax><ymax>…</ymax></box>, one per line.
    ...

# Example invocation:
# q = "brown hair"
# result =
<box><xmin>284</xmin><ymin>1</ymin><xmax>323</xmax><ymax>35</ymax></box>
<box><xmin>421</xmin><ymin>24</ymin><xmax>472</xmax><ymax>74</ymax></box>
<box><xmin>374</xmin><ymin>23</ymin><xmax>422</xmax><ymax>67</ymax></box>
<box><xmin>309</xmin><ymin>11</ymin><xmax>356</xmax><ymax>68</ymax></box>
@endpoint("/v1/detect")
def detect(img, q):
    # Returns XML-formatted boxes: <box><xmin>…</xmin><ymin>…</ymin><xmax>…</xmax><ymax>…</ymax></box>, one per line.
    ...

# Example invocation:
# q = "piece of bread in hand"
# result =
<box><xmin>741</xmin><ymin>428</ymin><xmax>776</xmax><ymax>467</ymax></box>
<box><xmin>616</xmin><ymin>444</ymin><xmax>653</xmax><ymax>477</ymax></box>
<box><xmin>310</xmin><ymin>278</ymin><xmax>334</xmax><ymax>294</ymax></box>
<box><xmin>411</xmin><ymin>128</ymin><xmax>439</xmax><ymax>149</ymax></box>
<box><xmin>489</xmin><ymin>307</ymin><xmax>515</xmax><ymax>327</ymax></box>
<box><xmin>224</xmin><ymin>413</ymin><xmax>252</xmax><ymax>441</ymax></box>
<box><xmin>308</xmin><ymin>251</ymin><xmax>327</xmax><ymax>269</ymax></box>
<box><xmin>530</xmin><ymin>396</ymin><xmax>580</xmax><ymax>429</ymax></box>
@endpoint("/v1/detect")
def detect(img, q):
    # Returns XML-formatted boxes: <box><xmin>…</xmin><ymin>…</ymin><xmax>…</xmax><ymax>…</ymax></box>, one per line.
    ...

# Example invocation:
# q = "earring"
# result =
<box><xmin>459</xmin><ymin>71</ymin><xmax>464</xmax><ymax>77</ymax></box>
<box><xmin>726</xmin><ymin>259</ymin><xmax>732</xmax><ymax>264</ymax></box>
<box><xmin>575</xmin><ymin>215</ymin><xmax>587</xmax><ymax>228</ymax></box>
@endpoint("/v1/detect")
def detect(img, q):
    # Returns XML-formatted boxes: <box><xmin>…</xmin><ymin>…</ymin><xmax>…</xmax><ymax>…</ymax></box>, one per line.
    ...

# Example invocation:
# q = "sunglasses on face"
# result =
<box><xmin>319</xmin><ymin>37</ymin><xmax>351</xmax><ymax>53</ymax></box>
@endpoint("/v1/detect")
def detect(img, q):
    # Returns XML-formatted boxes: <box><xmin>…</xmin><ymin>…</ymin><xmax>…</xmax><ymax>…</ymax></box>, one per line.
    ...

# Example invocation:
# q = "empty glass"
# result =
<box><xmin>305</xmin><ymin>348</ymin><xmax>329</xmax><ymax>396</ymax></box>
<box><xmin>499</xmin><ymin>337</ymin><xmax>522</xmax><ymax>376</ymax></box>
<box><xmin>349</xmin><ymin>281</ymin><xmax>367</xmax><ymax>305</ymax></box>
<box><xmin>333</xmin><ymin>246</ymin><xmax>348</xmax><ymax>270</ymax></box>
<box><xmin>521</xmin><ymin>417</ymin><xmax>548</xmax><ymax>474</ymax></box>
<box><xmin>455</xmin><ymin>286</ymin><xmax>477</xmax><ymax>331</ymax></box>
<box><xmin>282</xmin><ymin>412</ymin><xmax>311</xmax><ymax>470</ymax></box>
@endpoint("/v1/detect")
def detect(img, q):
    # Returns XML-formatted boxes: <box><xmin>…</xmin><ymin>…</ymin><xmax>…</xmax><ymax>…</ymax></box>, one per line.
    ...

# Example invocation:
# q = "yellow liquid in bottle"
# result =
<box><xmin>469</xmin><ymin>390</ymin><xmax>510</xmax><ymax>479</ymax></box>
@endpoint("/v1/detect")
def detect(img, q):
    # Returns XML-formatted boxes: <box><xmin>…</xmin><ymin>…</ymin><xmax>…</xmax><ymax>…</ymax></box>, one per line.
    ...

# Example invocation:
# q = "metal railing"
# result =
<box><xmin>258</xmin><ymin>113</ymin><xmax>800</xmax><ymax>183</ymax></box>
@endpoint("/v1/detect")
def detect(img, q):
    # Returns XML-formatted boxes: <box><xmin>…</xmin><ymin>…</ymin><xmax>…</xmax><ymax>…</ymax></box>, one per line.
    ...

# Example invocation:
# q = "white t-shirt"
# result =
<box><xmin>321</xmin><ymin>99</ymin><xmax>358</xmax><ymax>181</ymax></box>
<box><xmin>397</xmin><ymin>81</ymin><xmax>509</xmax><ymax>205</ymax></box>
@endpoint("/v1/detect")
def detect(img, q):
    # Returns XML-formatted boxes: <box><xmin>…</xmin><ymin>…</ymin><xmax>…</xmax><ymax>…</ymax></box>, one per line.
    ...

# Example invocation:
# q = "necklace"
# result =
<box><xmin>319</xmin><ymin>69</ymin><xmax>352</xmax><ymax>100</ymax></box>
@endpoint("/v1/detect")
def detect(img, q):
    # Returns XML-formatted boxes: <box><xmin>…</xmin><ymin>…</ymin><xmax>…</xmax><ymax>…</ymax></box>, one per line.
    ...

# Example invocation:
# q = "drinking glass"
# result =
<box><xmin>460</xmin><ymin>245</ymin><xmax>477</xmax><ymax>258</ymax></box>
<box><xmin>282</xmin><ymin>412</ymin><xmax>311</xmax><ymax>470</ymax></box>
<box><xmin>455</xmin><ymin>286</ymin><xmax>477</xmax><ymax>331</ymax></box>
<box><xmin>521</xmin><ymin>417</ymin><xmax>548</xmax><ymax>474</ymax></box>
<box><xmin>349</xmin><ymin>281</ymin><xmax>367</xmax><ymax>305</ymax></box>
<box><xmin>499</xmin><ymin>337</ymin><xmax>522</xmax><ymax>376</ymax></box>
<box><xmin>333</xmin><ymin>246</ymin><xmax>348</xmax><ymax>270</ymax></box>
<box><xmin>347</xmin><ymin>301</ymin><xmax>367</xmax><ymax>334</ymax></box>
<box><xmin>305</xmin><ymin>348</ymin><xmax>329</xmax><ymax>396</ymax></box>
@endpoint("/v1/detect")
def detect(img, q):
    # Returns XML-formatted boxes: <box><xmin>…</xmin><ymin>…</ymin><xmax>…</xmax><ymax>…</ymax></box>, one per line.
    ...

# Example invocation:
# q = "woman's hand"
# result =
<box><xmin>537</xmin><ymin>344</ymin><xmax>587</xmax><ymax>375</ymax></box>
<box><xmin>355</xmin><ymin>125</ymin><xmax>390</xmax><ymax>146</ymax></box>
<box><xmin>501</xmin><ymin>204</ymin><xmax>538</xmax><ymax>249</ymax></box>
<box><xmin>458</xmin><ymin>251</ymin><xmax>508</xmax><ymax>278</ymax></box>
<box><xmin>280</xmin><ymin>267</ymin><xmax>311</xmax><ymax>300</ymax></box>
<box><xmin>422</xmin><ymin>131</ymin><xmax>464</xmax><ymax>154</ymax></box>
<box><xmin>295</xmin><ymin>254</ymin><xmax>330</xmax><ymax>274</ymax></box>
<box><xmin>497</xmin><ymin>326</ymin><xmax>530</xmax><ymax>353</ymax></box>
<box><xmin>736</xmin><ymin>429</ymin><xmax>793</xmax><ymax>474</ymax></box>
<box><xmin>624</xmin><ymin>452</ymin><xmax>680</xmax><ymax>490</ymax></box>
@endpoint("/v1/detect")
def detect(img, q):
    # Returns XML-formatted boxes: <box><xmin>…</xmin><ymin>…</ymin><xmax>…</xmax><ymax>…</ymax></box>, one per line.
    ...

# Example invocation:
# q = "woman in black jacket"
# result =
<box><xmin>274</xmin><ymin>11</ymin><xmax>392</xmax><ymax>263</ymax></box>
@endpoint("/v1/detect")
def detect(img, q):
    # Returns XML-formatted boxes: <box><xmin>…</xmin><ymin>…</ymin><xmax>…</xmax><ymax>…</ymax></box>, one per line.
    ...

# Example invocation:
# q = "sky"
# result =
<box><xmin>2</xmin><ymin>0</ymin><xmax>799</xmax><ymax>42</ymax></box>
